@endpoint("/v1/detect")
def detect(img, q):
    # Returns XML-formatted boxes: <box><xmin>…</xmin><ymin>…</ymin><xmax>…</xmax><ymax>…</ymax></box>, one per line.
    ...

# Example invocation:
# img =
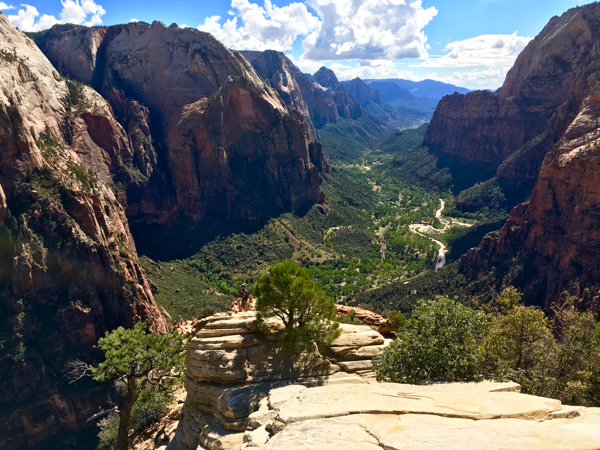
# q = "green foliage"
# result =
<box><xmin>254</xmin><ymin>260</ymin><xmax>340</xmax><ymax>353</ymax></box>
<box><xmin>139</xmin><ymin>257</ymin><xmax>234</xmax><ymax>321</ymax></box>
<box><xmin>67</xmin><ymin>162</ymin><xmax>98</xmax><ymax>192</ymax></box>
<box><xmin>373</xmin><ymin>296</ymin><xmax>488</xmax><ymax>383</ymax></box>
<box><xmin>374</xmin><ymin>124</ymin><xmax>427</xmax><ymax>154</ymax></box>
<box><xmin>318</xmin><ymin>116</ymin><xmax>391</xmax><ymax>162</ymax></box>
<box><xmin>130</xmin><ymin>387</ymin><xmax>174</xmax><ymax>432</ymax></box>
<box><xmin>480</xmin><ymin>290</ymin><xmax>600</xmax><ymax>405</ymax></box>
<box><xmin>60</xmin><ymin>78</ymin><xmax>87</xmax><ymax>111</ymax></box>
<box><xmin>93</xmin><ymin>322</ymin><xmax>187</xmax><ymax>384</ymax></box>
<box><xmin>0</xmin><ymin>47</ymin><xmax>23</xmax><ymax>63</ymax></box>
<box><xmin>384</xmin><ymin>310</ymin><xmax>406</xmax><ymax>329</ymax></box>
<box><xmin>97</xmin><ymin>413</ymin><xmax>119</xmax><ymax>450</ymax></box>
<box><xmin>92</xmin><ymin>322</ymin><xmax>188</xmax><ymax>450</ymax></box>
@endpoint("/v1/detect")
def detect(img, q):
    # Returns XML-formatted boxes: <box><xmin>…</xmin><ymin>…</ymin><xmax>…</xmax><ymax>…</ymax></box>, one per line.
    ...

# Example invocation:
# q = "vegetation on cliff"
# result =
<box><xmin>374</xmin><ymin>288</ymin><xmax>600</xmax><ymax>406</ymax></box>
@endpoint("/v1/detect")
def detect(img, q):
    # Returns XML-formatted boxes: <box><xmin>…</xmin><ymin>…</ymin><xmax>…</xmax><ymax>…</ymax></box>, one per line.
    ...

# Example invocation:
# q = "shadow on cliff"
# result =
<box><xmin>131</xmin><ymin>203</ymin><xmax>314</xmax><ymax>262</ymax></box>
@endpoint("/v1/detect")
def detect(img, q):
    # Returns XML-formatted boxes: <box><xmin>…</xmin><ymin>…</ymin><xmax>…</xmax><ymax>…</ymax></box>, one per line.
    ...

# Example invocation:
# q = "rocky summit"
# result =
<box><xmin>162</xmin><ymin>312</ymin><xmax>600</xmax><ymax>450</ymax></box>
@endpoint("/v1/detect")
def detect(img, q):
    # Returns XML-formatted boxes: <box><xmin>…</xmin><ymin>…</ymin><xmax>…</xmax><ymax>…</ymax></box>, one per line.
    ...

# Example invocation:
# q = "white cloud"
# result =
<box><xmin>425</xmin><ymin>67</ymin><xmax>509</xmax><ymax>90</ymax></box>
<box><xmin>417</xmin><ymin>32</ymin><xmax>531</xmax><ymax>68</ymax></box>
<box><xmin>0</xmin><ymin>2</ymin><xmax>15</xmax><ymax>10</ymax></box>
<box><xmin>130</xmin><ymin>18</ymin><xmax>138</xmax><ymax>22</ymax></box>
<box><xmin>301</xmin><ymin>0</ymin><xmax>437</xmax><ymax>61</ymax></box>
<box><xmin>198</xmin><ymin>0</ymin><xmax>319</xmax><ymax>52</ymax></box>
<box><xmin>8</xmin><ymin>0</ymin><xmax>105</xmax><ymax>32</ymax></box>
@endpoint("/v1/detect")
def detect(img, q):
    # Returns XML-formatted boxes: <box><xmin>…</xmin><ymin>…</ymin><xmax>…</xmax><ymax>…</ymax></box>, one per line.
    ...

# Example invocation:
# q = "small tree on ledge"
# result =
<box><xmin>254</xmin><ymin>260</ymin><xmax>340</xmax><ymax>353</ymax></box>
<box><xmin>67</xmin><ymin>322</ymin><xmax>188</xmax><ymax>450</ymax></box>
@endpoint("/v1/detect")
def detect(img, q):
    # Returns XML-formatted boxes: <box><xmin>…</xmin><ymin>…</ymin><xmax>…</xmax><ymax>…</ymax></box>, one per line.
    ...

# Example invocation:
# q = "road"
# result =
<box><xmin>408</xmin><ymin>199</ymin><xmax>472</xmax><ymax>270</ymax></box>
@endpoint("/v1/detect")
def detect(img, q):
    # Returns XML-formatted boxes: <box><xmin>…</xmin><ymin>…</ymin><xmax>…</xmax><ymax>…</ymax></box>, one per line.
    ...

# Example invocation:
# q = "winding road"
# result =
<box><xmin>408</xmin><ymin>199</ymin><xmax>472</xmax><ymax>271</ymax></box>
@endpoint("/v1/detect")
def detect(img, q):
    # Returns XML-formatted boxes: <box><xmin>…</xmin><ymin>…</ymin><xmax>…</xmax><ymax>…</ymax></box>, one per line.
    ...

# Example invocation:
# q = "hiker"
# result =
<box><xmin>236</xmin><ymin>284</ymin><xmax>252</xmax><ymax>312</ymax></box>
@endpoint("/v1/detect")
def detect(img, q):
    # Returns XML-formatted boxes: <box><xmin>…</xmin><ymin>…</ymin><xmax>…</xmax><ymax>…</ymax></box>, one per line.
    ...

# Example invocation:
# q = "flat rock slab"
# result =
<box><xmin>331</xmin><ymin>344</ymin><xmax>386</xmax><ymax>360</ymax></box>
<box><xmin>338</xmin><ymin>324</ymin><xmax>373</xmax><ymax>334</ymax></box>
<box><xmin>204</xmin><ymin>314</ymin><xmax>260</xmax><ymax>331</ymax></box>
<box><xmin>275</xmin><ymin>383</ymin><xmax>562</xmax><ymax>424</ymax></box>
<box><xmin>331</xmin><ymin>330</ymin><xmax>385</xmax><ymax>347</ymax></box>
<box><xmin>264</xmin><ymin>411</ymin><xmax>600</xmax><ymax>450</ymax></box>
<box><xmin>335</xmin><ymin>360</ymin><xmax>373</xmax><ymax>372</ymax></box>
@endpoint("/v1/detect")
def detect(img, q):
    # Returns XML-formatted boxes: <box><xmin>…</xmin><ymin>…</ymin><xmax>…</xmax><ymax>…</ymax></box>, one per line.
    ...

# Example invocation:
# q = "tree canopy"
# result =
<box><xmin>254</xmin><ymin>260</ymin><xmax>340</xmax><ymax>352</ymax></box>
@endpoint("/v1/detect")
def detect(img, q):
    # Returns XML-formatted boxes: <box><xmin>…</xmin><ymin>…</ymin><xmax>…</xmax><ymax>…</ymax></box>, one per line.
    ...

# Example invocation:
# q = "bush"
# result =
<box><xmin>254</xmin><ymin>260</ymin><xmax>340</xmax><ymax>353</ymax></box>
<box><xmin>373</xmin><ymin>296</ymin><xmax>487</xmax><ymax>384</ymax></box>
<box><xmin>480</xmin><ymin>290</ymin><xmax>600</xmax><ymax>405</ymax></box>
<box><xmin>383</xmin><ymin>310</ymin><xmax>406</xmax><ymax>330</ymax></box>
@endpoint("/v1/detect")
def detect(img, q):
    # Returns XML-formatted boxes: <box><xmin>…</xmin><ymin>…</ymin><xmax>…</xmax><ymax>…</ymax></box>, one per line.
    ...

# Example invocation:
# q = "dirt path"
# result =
<box><xmin>379</xmin><ymin>224</ymin><xmax>391</xmax><ymax>260</ymax></box>
<box><xmin>408</xmin><ymin>199</ymin><xmax>472</xmax><ymax>270</ymax></box>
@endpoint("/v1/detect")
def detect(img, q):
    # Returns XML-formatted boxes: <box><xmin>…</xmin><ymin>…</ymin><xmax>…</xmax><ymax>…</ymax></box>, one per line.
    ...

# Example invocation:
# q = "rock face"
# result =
<box><xmin>260</xmin><ymin>383</ymin><xmax>600</xmax><ymax>450</ymax></box>
<box><xmin>424</xmin><ymin>4</ymin><xmax>600</xmax><ymax>185</ymax></box>
<box><xmin>455</xmin><ymin>4</ymin><xmax>600</xmax><ymax>307</ymax></box>
<box><xmin>460</xmin><ymin>85</ymin><xmax>600</xmax><ymax>308</ymax></box>
<box><xmin>32</xmin><ymin>22</ymin><xmax>327</xmax><ymax>237</ymax></box>
<box><xmin>170</xmin><ymin>319</ymin><xmax>600</xmax><ymax>450</ymax></box>
<box><xmin>0</xmin><ymin>13</ymin><xmax>167</xmax><ymax>449</ymax></box>
<box><xmin>167</xmin><ymin>313</ymin><xmax>389</xmax><ymax>449</ymax></box>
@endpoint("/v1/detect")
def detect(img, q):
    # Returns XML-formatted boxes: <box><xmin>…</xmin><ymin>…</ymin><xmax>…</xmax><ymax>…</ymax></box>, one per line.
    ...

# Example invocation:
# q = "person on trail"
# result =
<box><xmin>237</xmin><ymin>284</ymin><xmax>251</xmax><ymax>312</ymax></box>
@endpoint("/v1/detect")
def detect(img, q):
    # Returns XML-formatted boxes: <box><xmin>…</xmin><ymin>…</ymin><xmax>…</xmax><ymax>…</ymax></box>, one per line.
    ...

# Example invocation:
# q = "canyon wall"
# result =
<box><xmin>32</xmin><ymin>22</ymin><xmax>327</xmax><ymax>237</ymax></box>
<box><xmin>455</xmin><ymin>4</ymin><xmax>600</xmax><ymax>307</ymax></box>
<box><xmin>424</xmin><ymin>4</ymin><xmax>600</xmax><ymax>183</ymax></box>
<box><xmin>0</xmin><ymin>13</ymin><xmax>167</xmax><ymax>449</ymax></box>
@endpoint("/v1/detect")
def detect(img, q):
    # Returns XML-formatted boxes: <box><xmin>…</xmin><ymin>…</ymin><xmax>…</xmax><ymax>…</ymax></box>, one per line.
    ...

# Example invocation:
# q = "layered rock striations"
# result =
<box><xmin>0</xmin><ymin>13</ymin><xmax>167</xmax><ymax>449</ymax></box>
<box><xmin>169</xmin><ymin>313</ymin><xmax>600</xmax><ymax>450</ymax></box>
<box><xmin>461</xmin><ymin>85</ymin><xmax>600</xmax><ymax>308</ymax></box>
<box><xmin>32</xmin><ymin>22</ymin><xmax>327</xmax><ymax>236</ymax></box>
<box><xmin>168</xmin><ymin>312</ymin><xmax>387</xmax><ymax>449</ymax></box>
<box><xmin>424</xmin><ymin>4</ymin><xmax>600</xmax><ymax>184</ymax></box>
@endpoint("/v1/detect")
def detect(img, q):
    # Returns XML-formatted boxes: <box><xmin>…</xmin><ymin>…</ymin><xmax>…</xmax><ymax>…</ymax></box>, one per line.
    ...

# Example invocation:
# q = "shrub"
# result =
<box><xmin>480</xmin><ymin>290</ymin><xmax>600</xmax><ymax>405</ymax></box>
<box><xmin>373</xmin><ymin>296</ymin><xmax>487</xmax><ymax>384</ymax></box>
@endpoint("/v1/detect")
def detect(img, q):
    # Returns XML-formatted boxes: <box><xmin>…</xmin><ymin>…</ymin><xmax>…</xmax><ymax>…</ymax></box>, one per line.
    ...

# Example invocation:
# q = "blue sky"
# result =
<box><xmin>0</xmin><ymin>0</ymin><xmax>592</xmax><ymax>89</ymax></box>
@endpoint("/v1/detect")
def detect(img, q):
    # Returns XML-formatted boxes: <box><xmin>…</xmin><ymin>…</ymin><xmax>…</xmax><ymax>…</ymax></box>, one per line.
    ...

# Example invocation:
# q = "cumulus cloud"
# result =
<box><xmin>328</xmin><ymin>60</ymin><xmax>420</xmax><ymax>81</ymax></box>
<box><xmin>301</xmin><ymin>0</ymin><xmax>437</xmax><ymax>61</ymax></box>
<box><xmin>130</xmin><ymin>18</ymin><xmax>138</xmax><ymax>22</ymax></box>
<box><xmin>8</xmin><ymin>0</ymin><xmax>105</xmax><ymax>32</ymax></box>
<box><xmin>198</xmin><ymin>0</ymin><xmax>319</xmax><ymax>52</ymax></box>
<box><xmin>0</xmin><ymin>2</ymin><xmax>15</xmax><ymax>10</ymax></box>
<box><xmin>418</xmin><ymin>32</ymin><xmax>531</xmax><ymax>68</ymax></box>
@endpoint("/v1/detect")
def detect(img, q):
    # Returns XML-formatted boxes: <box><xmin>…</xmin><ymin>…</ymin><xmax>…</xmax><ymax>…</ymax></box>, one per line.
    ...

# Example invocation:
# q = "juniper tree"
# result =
<box><xmin>68</xmin><ymin>322</ymin><xmax>187</xmax><ymax>450</ymax></box>
<box><xmin>254</xmin><ymin>260</ymin><xmax>340</xmax><ymax>353</ymax></box>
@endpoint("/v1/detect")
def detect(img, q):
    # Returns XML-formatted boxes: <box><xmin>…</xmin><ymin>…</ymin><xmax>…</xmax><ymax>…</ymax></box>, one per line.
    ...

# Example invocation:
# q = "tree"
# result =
<box><xmin>480</xmin><ymin>290</ymin><xmax>600</xmax><ymax>405</ymax></box>
<box><xmin>373</xmin><ymin>296</ymin><xmax>487</xmax><ymax>384</ymax></box>
<box><xmin>254</xmin><ymin>260</ymin><xmax>340</xmax><ymax>353</ymax></box>
<box><xmin>68</xmin><ymin>322</ymin><xmax>188</xmax><ymax>450</ymax></box>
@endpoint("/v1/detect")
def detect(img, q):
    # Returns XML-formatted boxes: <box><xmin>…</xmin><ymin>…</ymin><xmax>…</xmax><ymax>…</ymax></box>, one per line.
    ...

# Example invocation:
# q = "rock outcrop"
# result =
<box><xmin>453</xmin><ymin>4</ymin><xmax>600</xmax><ymax>307</ymax></box>
<box><xmin>167</xmin><ymin>312</ymin><xmax>389</xmax><ymax>449</ymax></box>
<box><xmin>424</xmin><ymin>4</ymin><xmax>600</xmax><ymax>186</ymax></box>
<box><xmin>31</xmin><ymin>22</ymin><xmax>327</xmax><ymax>239</ymax></box>
<box><xmin>460</xmin><ymin>84</ymin><xmax>600</xmax><ymax>308</ymax></box>
<box><xmin>169</xmin><ymin>313</ymin><xmax>600</xmax><ymax>450</ymax></box>
<box><xmin>0</xmin><ymin>13</ymin><xmax>167</xmax><ymax>449</ymax></box>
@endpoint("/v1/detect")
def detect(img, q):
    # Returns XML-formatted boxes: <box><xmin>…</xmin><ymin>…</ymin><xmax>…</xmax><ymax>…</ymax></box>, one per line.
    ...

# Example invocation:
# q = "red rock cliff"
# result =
<box><xmin>0</xmin><ymin>13</ymin><xmax>166</xmax><ymax>449</ymax></box>
<box><xmin>424</xmin><ymin>4</ymin><xmax>600</xmax><ymax>179</ymax></box>
<box><xmin>32</xmin><ymin>22</ymin><xmax>327</xmax><ymax>235</ymax></box>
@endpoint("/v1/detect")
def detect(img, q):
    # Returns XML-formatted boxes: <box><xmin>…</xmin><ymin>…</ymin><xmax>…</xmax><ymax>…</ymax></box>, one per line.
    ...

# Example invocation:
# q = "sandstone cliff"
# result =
<box><xmin>239</xmin><ymin>50</ymin><xmax>319</xmax><ymax>136</ymax></box>
<box><xmin>165</xmin><ymin>313</ymin><xmax>600</xmax><ymax>450</ymax></box>
<box><xmin>0</xmin><ymin>13</ymin><xmax>167</xmax><ymax>449</ymax></box>
<box><xmin>424</xmin><ymin>4</ymin><xmax>600</xmax><ymax>184</ymax></box>
<box><xmin>460</xmin><ymin>84</ymin><xmax>600</xmax><ymax>309</ymax></box>
<box><xmin>31</xmin><ymin>23</ymin><xmax>327</xmax><ymax>243</ymax></box>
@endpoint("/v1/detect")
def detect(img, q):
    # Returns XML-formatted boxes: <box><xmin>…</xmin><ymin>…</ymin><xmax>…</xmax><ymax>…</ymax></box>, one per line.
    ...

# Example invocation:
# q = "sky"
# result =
<box><xmin>0</xmin><ymin>0</ymin><xmax>594</xmax><ymax>90</ymax></box>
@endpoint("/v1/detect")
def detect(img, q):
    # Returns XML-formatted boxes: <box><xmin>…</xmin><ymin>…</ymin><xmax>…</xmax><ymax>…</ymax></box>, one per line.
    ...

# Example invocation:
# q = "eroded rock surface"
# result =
<box><xmin>167</xmin><ymin>312</ymin><xmax>387</xmax><ymax>449</ymax></box>
<box><xmin>32</xmin><ymin>23</ymin><xmax>327</xmax><ymax>242</ymax></box>
<box><xmin>0</xmin><ymin>13</ymin><xmax>167</xmax><ymax>449</ymax></box>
